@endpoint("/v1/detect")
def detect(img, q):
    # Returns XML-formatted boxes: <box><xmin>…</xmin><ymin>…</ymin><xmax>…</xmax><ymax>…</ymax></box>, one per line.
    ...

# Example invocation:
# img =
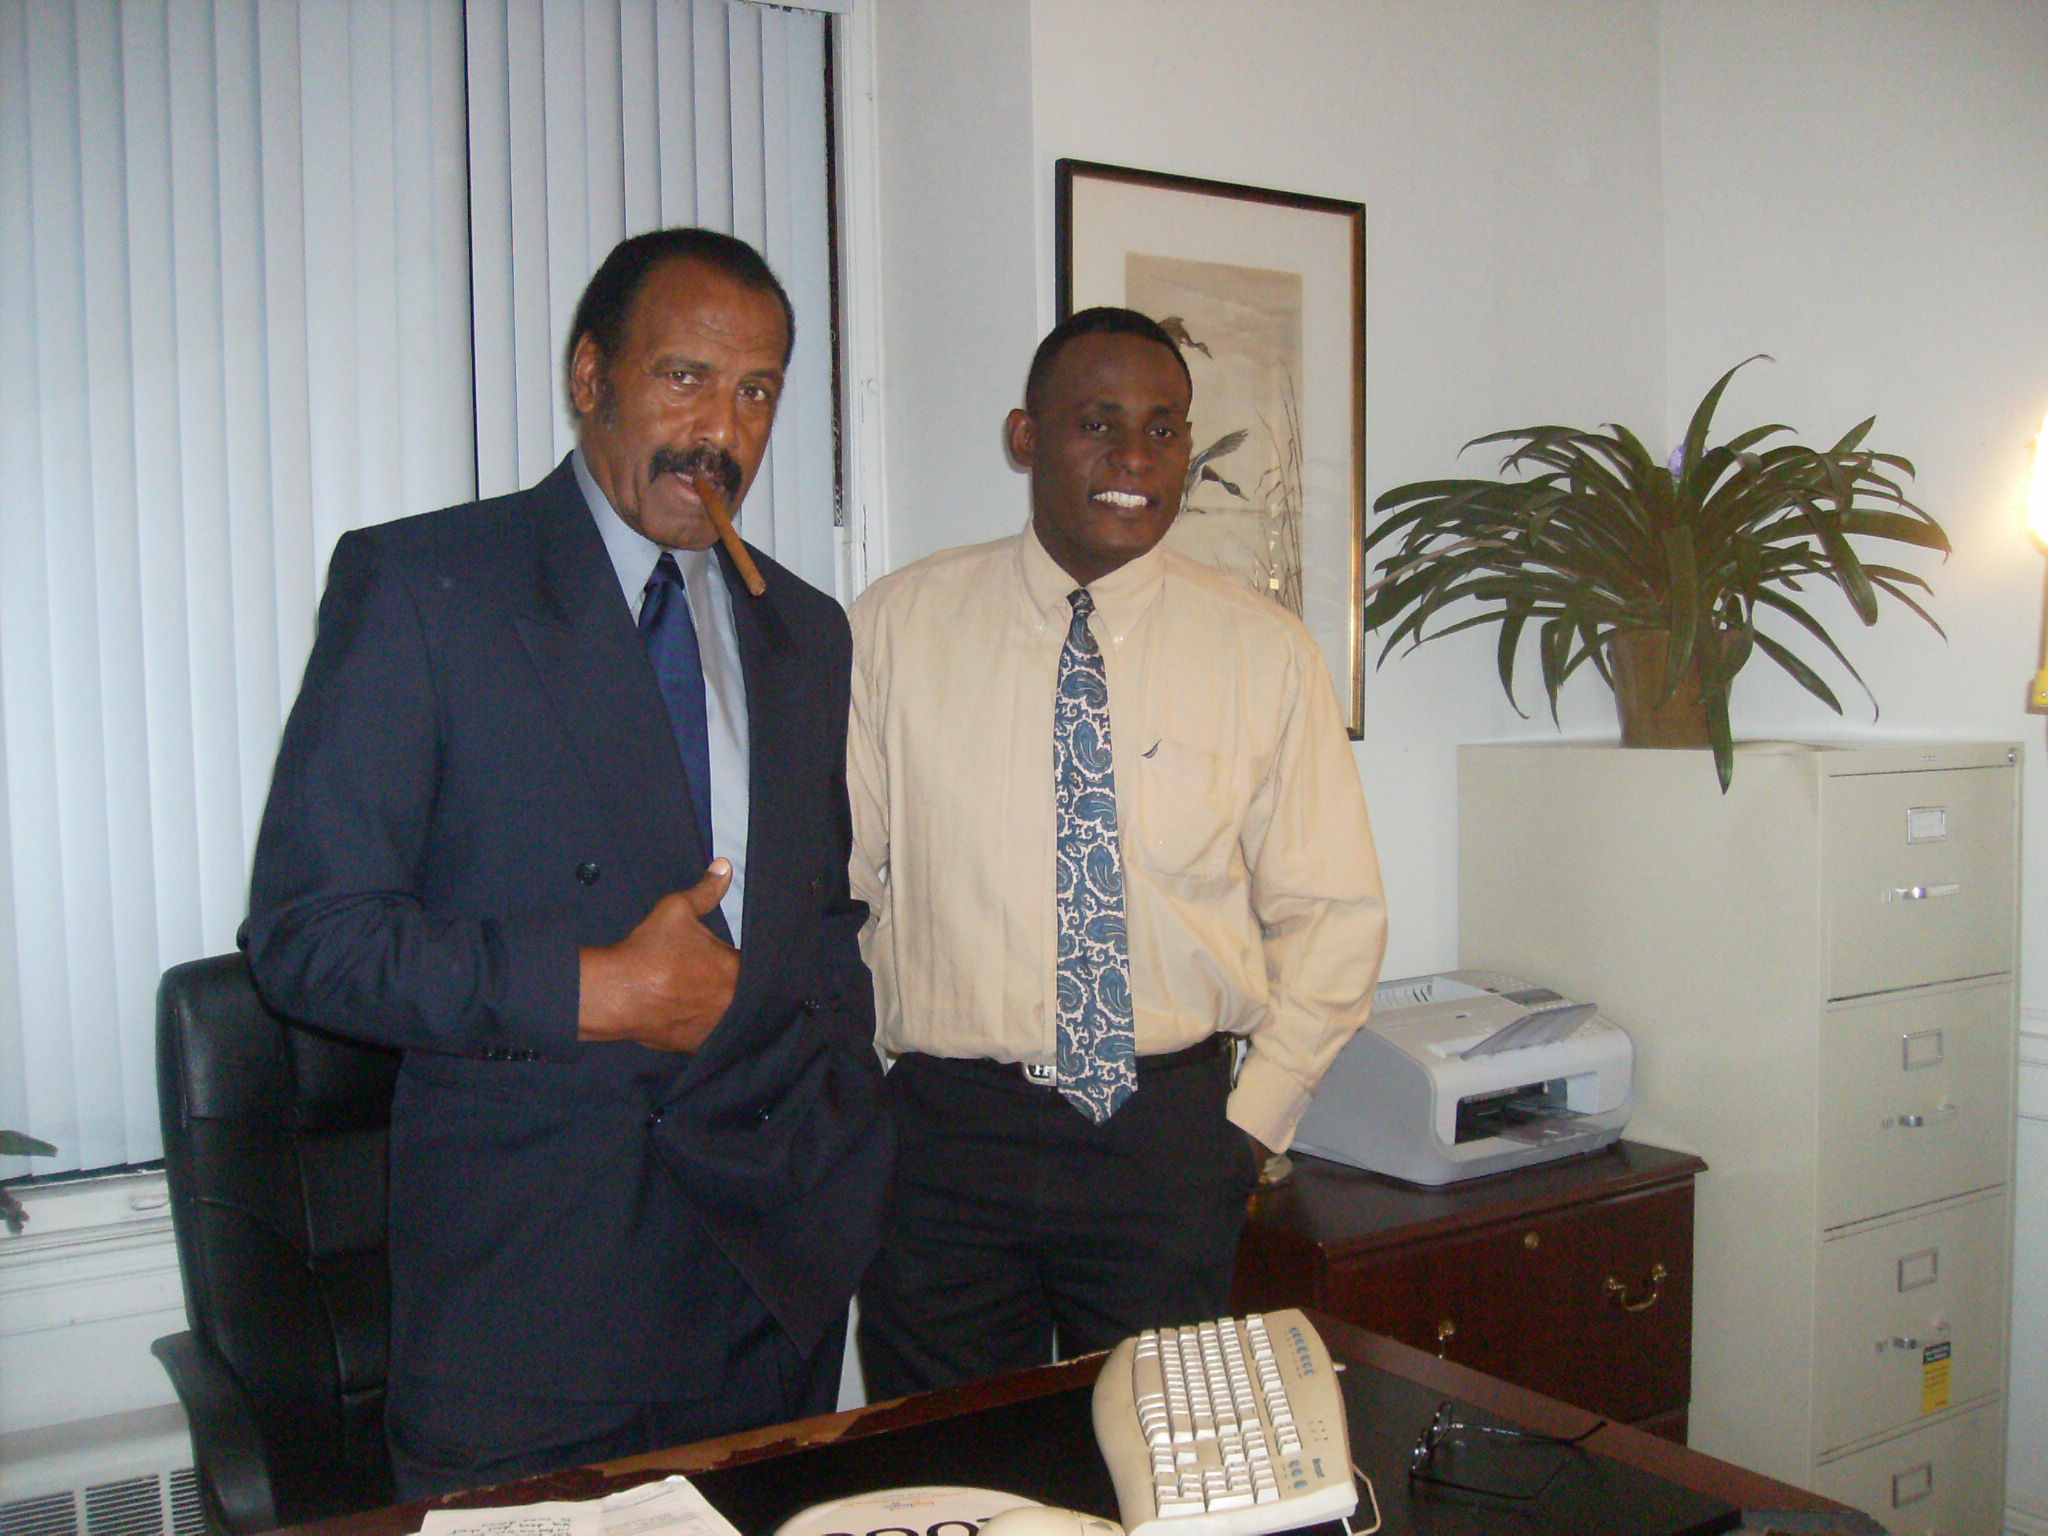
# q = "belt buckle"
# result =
<box><xmin>1021</xmin><ymin>1061</ymin><xmax>1057</xmax><ymax>1087</ymax></box>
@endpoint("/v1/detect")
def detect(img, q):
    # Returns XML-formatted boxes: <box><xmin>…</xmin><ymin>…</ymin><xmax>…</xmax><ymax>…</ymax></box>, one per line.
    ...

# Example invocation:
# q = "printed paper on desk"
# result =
<box><xmin>598</xmin><ymin>1476</ymin><xmax>743</xmax><ymax>1536</ymax></box>
<box><xmin>417</xmin><ymin>1477</ymin><xmax>742</xmax><ymax>1536</ymax></box>
<box><xmin>417</xmin><ymin>1502</ymin><xmax>599</xmax><ymax>1536</ymax></box>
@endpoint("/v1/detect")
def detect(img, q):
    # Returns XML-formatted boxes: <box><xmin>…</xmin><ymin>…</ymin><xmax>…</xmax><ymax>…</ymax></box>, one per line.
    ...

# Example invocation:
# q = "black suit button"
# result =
<box><xmin>753</xmin><ymin>1106</ymin><xmax>773</xmax><ymax>1125</ymax></box>
<box><xmin>646</xmin><ymin>1109</ymin><xmax>664</xmax><ymax>1127</ymax></box>
<box><xmin>800</xmin><ymin>996</ymin><xmax>821</xmax><ymax>1015</ymax></box>
<box><xmin>808</xmin><ymin>874</ymin><xmax>824</xmax><ymax>893</ymax></box>
<box><xmin>575</xmin><ymin>862</ymin><xmax>601</xmax><ymax>886</ymax></box>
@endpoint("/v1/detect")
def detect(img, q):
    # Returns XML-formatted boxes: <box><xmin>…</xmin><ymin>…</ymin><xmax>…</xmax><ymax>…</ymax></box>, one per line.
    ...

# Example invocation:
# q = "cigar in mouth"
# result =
<box><xmin>691</xmin><ymin>473</ymin><xmax>766</xmax><ymax>596</ymax></box>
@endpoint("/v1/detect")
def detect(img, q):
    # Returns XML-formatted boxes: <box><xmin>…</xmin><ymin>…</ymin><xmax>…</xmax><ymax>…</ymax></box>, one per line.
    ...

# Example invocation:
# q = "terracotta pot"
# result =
<box><xmin>1608</xmin><ymin>629</ymin><xmax>1710</xmax><ymax>748</ymax></box>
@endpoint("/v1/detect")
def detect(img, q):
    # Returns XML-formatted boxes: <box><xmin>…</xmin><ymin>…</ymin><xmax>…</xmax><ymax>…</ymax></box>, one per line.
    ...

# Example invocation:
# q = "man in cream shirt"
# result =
<box><xmin>848</xmin><ymin>307</ymin><xmax>1385</xmax><ymax>1396</ymax></box>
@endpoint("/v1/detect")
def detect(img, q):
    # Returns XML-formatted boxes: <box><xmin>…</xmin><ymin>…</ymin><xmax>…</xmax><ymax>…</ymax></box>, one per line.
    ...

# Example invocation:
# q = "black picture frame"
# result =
<box><xmin>1055</xmin><ymin>158</ymin><xmax>1367</xmax><ymax>737</ymax></box>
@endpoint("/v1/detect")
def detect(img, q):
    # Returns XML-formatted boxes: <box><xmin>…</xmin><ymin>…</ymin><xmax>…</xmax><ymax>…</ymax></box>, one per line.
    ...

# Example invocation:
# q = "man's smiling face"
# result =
<box><xmin>571</xmin><ymin>256</ymin><xmax>788</xmax><ymax>551</ymax></box>
<box><xmin>1008</xmin><ymin>331</ymin><xmax>1193</xmax><ymax>586</ymax></box>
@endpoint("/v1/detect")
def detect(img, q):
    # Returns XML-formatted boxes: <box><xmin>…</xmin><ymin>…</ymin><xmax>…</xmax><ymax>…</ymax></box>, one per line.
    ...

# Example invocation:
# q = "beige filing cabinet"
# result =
<box><xmin>1459</xmin><ymin>741</ymin><xmax>2018</xmax><ymax>1533</ymax></box>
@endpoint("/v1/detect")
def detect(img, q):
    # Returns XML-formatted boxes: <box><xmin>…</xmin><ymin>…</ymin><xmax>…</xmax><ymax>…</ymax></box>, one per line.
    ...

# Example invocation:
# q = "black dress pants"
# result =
<box><xmin>857</xmin><ymin>1039</ymin><xmax>1260</xmax><ymax>1401</ymax></box>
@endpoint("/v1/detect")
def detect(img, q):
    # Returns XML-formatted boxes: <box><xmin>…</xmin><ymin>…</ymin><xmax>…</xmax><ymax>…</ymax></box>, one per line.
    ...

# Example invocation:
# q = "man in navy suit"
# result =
<box><xmin>243</xmin><ymin>229</ymin><xmax>890</xmax><ymax>1497</ymax></box>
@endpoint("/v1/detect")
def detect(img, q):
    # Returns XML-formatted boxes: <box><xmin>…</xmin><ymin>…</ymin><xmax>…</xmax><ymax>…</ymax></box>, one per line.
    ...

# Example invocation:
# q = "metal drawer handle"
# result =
<box><xmin>1604</xmin><ymin>1262</ymin><xmax>1668</xmax><ymax>1313</ymax></box>
<box><xmin>1884</xmin><ymin>883</ymin><xmax>1960</xmax><ymax>902</ymax></box>
<box><xmin>1434</xmin><ymin>1318</ymin><xmax>1456</xmax><ymax>1358</ymax></box>
<box><xmin>1890</xmin><ymin>1335</ymin><xmax>1920</xmax><ymax>1352</ymax></box>
<box><xmin>1898</xmin><ymin>1104</ymin><xmax>1959</xmax><ymax>1129</ymax></box>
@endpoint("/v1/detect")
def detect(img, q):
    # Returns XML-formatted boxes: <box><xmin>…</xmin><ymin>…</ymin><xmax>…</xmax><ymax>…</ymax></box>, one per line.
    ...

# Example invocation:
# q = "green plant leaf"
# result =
<box><xmin>1661</xmin><ymin>525</ymin><xmax>1700</xmax><ymax>682</ymax></box>
<box><xmin>1862</xmin><ymin>567</ymin><xmax>1946</xmax><ymax>637</ymax></box>
<box><xmin>1751</xmin><ymin>630</ymin><xmax>1846</xmax><ymax>715</ymax></box>
<box><xmin>1839</xmin><ymin>510</ymin><xmax>1951</xmax><ymax>553</ymax></box>
<box><xmin>1751</xmin><ymin>587</ymin><xmax>1876</xmax><ymax>712</ymax></box>
<box><xmin>1707</xmin><ymin>687</ymin><xmax>1735</xmax><ymax>793</ymax></box>
<box><xmin>1496</xmin><ymin>604</ymin><xmax>1533</xmax><ymax>714</ymax></box>
<box><xmin>1679</xmin><ymin>355</ymin><xmax>1773</xmax><ymax>494</ymax></box>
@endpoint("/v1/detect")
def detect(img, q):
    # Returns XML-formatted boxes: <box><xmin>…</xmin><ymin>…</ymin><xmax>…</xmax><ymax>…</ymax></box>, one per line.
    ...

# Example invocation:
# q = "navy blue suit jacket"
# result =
<box><xmin>244</xmin><ymin>458</ymin><xmax>889</xmax><ymax>1400</ymax></box>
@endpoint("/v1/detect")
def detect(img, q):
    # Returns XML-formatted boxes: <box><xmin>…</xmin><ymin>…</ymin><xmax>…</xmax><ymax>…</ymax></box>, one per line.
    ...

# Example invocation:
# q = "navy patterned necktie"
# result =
<box><xmin>640</xmin><ymin>553</ymin><xmax>714</xmax><ymax>860</ymax></box>
<box><xmin>1053</xmin><ymin>588</ymin><xmax>1136</xmax><ymax>1123</ymax></box>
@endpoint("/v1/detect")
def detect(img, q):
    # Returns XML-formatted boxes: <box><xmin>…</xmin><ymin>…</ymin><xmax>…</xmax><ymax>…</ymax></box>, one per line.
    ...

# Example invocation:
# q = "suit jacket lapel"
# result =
<box><xmin>514</xmin><ymin>460</ymin><xmax>709</xmax><ymax>880</ymax></box>
<box><xmin>721</xmin><ymin>543</ymin><xmax>797</xmax><ymax>1023</ymax></box>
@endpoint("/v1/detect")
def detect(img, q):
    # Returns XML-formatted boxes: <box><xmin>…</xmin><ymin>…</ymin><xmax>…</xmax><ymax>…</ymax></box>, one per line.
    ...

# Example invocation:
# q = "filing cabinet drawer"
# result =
<box><xmin>1812</xmin><ymin>1193</ymin><xmax>2008</xmax><ymax>1453</ymax></box>
<box><xmin>1822</xmin><ymin>765</ymin><xmax>2015</xmax><ymax>998</ymax></box>
<box><xmin>1809</xmin><ymin>1398</ymin><xmax>2005</xmax><ymax>1536</ymax></box>
<box><xmin>1817</xmin><ymin>978</ymin><xmax>2014</xmax><ymax>1230</ymax></box>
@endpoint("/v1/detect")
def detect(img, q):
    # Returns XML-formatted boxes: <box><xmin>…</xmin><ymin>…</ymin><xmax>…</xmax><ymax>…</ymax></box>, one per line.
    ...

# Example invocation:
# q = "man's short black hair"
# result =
<box><xmin>564</xmin><ymin>227</ymin><xmax>795</xmax><ymax>412</ymax></box>
<box><xmin>1022</xmin><ymin>306</ymin><xmax>1192</xmax><ymax>412</ymax></box>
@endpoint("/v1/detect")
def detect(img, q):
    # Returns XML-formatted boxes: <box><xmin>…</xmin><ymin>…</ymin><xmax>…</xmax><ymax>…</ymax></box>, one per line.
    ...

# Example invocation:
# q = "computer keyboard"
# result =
<box><xmin>1090</xmin><ymin>1309</ymin><xmax>1364</xmax><ymax>1536</ymax></box>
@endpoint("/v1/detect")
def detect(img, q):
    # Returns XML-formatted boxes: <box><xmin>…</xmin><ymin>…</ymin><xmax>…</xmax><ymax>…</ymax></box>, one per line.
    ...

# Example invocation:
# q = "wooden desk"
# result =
<box><xmin>1235</xmin><ymin>1142</ymin><xmax>1705</xmax><ymax>1440</ymax></box>
<box><xmin>287</xmin><ymin>1315</ymin><xmax>1849</xmax><ymax>1536</ymax></box>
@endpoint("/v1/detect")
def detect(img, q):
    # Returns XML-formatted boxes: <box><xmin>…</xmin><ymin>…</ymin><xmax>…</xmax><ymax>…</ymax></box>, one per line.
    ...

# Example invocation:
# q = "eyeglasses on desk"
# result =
<box><xmin>1407</xmin><ymin>1400</ymin><xmax>1607</xmax><ymax>1502</ymax></box>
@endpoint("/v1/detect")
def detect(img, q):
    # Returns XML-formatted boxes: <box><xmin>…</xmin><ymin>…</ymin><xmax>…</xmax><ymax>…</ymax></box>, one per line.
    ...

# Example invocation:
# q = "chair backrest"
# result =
<box><xmin>157</xmin><ymin>953</ymin><xmax>400</xmax><ymax>1523</ymax></box>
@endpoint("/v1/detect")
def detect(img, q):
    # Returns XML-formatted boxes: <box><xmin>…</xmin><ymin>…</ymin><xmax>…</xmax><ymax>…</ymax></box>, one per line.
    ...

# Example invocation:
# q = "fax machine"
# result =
<box><xmin>1292</xmin><ymin>970</ymin><xmax>1633</xmax><ymax>1186</ymax></box>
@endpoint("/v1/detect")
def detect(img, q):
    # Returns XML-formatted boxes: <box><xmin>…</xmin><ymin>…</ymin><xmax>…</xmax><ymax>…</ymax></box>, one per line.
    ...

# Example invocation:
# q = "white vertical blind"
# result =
<box><xmin>464</xmin><ymin>0</ymin><xmax>838</xmax><ymax>581</ymax></box>
<box><xmin>0</xmin><ymin>0</ymin><xmax>476</xmax><ymax>1174</ymax></box>
<box><xmin>1</xmin><ymin>0</ymin><xmax>841</xmax><ymax>1176</ymax></box>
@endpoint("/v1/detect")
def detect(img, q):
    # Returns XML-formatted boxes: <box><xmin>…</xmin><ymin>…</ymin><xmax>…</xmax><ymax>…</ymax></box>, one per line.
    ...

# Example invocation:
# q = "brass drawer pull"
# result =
<box><xmin>1605</xmin><ymin>1262</ymin><xmax>1669</xmax><ymax>1313</ymax></box>
<box><xmin>1434</xmin><ymin>1318</ymin><xmax>1457</xmax><ymax>1358</ymax></box>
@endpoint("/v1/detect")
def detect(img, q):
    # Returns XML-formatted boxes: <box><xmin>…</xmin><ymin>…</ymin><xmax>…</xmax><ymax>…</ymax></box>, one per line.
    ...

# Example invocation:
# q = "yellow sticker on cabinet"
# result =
<box><xmin>1921</xmin><ymin>1340</ymin><xmax>1952</xmax><ymax>1414</ymax></box>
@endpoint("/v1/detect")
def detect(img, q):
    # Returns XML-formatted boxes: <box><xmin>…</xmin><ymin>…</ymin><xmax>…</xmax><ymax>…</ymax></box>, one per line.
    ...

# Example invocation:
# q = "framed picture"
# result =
<box><xmin>1055</xmin><ymin>159</ymin><xmax>1366</xmax><ymax>737</ymax></box>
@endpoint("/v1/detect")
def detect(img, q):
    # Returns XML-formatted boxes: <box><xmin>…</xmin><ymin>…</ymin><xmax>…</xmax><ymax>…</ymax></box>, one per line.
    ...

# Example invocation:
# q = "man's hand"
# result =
<box><xmin>1246</xmin><ymin>1130</ymin><xmax>1291</xmax><ymax>1188</ymax></box>
<box><xmin>577</xmin><ymin>862</ymin><xmax>739</xmax><ymax>1053</ymax></box>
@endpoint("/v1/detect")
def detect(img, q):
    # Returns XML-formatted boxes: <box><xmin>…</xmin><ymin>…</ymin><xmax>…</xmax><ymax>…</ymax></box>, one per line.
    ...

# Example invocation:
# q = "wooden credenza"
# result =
<box><xmin>1232</xmin><ymin>1139</ymin><xmax>1703</xmax><ymax>1442</ymax></box>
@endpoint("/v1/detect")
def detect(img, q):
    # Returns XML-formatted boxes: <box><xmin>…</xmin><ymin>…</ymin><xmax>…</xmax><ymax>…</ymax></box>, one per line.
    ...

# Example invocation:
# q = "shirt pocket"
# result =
<box><xmin>1127</xmin><ymin>736</ymin><xmax>1239</xmax><ymax>881</ymax></box>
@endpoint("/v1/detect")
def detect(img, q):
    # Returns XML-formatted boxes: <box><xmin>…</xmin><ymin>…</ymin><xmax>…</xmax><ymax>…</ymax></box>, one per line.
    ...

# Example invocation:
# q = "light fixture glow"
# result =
<box><xmin>2030</xmin><ymin>402</ymin><xmax>2048</xmax><ymax>711</ymax></box>
<box><xmin>2030</xmin><ymin>403</ymin><xmax>2048</xmax><ymax>550</ymax></box>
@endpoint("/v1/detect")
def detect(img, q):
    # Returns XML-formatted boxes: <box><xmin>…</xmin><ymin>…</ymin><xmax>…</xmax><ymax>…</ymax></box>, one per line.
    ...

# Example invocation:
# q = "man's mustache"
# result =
<box><xmin>650</xmin><ymin>446</ymin><xmax>743</xmax><ymax>502</ymax></box>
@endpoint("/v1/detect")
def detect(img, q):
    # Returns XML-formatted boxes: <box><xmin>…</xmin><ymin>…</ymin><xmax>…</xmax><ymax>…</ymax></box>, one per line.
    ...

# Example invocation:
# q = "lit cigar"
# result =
<box><xmin>691</xmin><ymin>472</ymin><xmax>766</xmax><ymax>597</ymax></box>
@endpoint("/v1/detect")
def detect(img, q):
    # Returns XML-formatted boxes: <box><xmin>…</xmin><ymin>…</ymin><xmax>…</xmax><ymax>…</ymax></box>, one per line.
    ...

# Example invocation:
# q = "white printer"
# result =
<box><xmin>1292</xmin><ymin>969</ymin><xmax>1633</xmax><ymax>1185</ymax></box>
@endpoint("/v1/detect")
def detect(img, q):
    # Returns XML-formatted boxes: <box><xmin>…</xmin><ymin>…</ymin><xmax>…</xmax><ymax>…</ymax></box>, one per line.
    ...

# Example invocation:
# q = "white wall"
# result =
<box><xmin>867</xmin><ymin>0</ymin><xmax>2048</xmax><ymax>1516</ymax></box>
<box><xmin>870</xmin><ymin>0</ymin><xmax>1042</xmax><ymax>574</ymax></box>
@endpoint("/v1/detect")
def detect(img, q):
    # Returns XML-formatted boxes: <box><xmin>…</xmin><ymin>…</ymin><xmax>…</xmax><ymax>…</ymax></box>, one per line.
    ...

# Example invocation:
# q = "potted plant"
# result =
<box><xmin>1361</xmin><ymin>357</ymin><xmax>1949</xmax><ymax>789</ymax></box>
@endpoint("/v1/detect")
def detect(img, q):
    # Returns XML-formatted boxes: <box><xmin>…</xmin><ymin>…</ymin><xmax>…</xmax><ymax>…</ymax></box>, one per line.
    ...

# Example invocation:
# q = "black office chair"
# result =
<box><xmin>153</xmin><ymin>953</ymin><xmax>400</xmax><ymax>1534</ymax></box>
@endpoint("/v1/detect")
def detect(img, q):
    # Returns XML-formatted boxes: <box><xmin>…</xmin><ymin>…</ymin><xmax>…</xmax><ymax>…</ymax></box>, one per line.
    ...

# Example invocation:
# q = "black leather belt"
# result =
<box><xmin>910</xmin><ymin>1031</ymin><xmax>1232</xmax><ymax>1090</ymax></box>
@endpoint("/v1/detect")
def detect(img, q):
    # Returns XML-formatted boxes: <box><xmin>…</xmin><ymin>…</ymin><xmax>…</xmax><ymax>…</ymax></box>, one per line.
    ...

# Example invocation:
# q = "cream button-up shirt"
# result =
<box><xmin>847</xmin><ymin>523</ymin><xmax>1387</xmax><ymax>1151</ymax></box>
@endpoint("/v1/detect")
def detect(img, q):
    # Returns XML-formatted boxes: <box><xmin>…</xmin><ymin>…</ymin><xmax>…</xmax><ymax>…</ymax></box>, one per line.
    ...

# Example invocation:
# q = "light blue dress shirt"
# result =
<box><xmin>574</xmin><ymin>450</ymin><xmax>751</xmax><ymax>943</ymax></box>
